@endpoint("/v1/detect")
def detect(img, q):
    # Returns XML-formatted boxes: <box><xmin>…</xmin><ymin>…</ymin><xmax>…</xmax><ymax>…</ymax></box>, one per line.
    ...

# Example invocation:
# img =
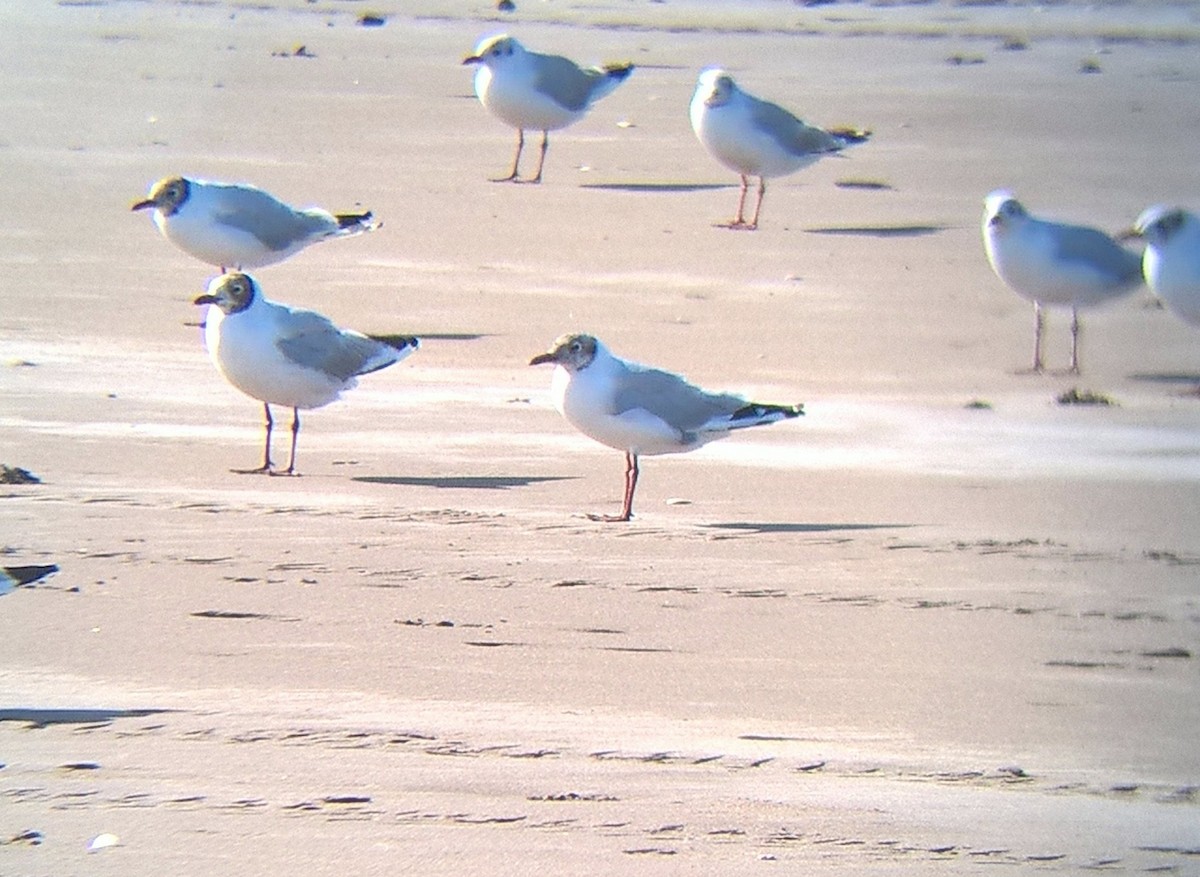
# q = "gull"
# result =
<box><xmin>689</xmin><ymin>67</ymin><xmax>870</xmax><ymax>230</ymax></box>
<box><xmin>462</xmin><ymin>34</ymin><xmax>633</xmax><ymax>183</ymax></box>
<box><xmin>1</xmin><ymin>564</ymin><xmax>59</xmax><ymax>597</ymax></box>
<box><xmin>132</xmin><ymin>176</ymin><xmax>378</xmax><ymax>270</ymax></box>
<box><xmin>530</xmin><ymin>333</ymin><xmax>803</xmax><ymax>522</ymax></box>
<box><xmin>982</xmin><ymin>189</ymin><xmax>1143</xmax><ymax>374</ymax></box>
<box><xmin>194</xmin><ymin>272</ymin><xmax>418</xmax><ymax>475</ymax></box>
<box><xmin>1127</xmin><ymin>206</ymin><xmax>1200</xmax><ymax>327</ymax></box>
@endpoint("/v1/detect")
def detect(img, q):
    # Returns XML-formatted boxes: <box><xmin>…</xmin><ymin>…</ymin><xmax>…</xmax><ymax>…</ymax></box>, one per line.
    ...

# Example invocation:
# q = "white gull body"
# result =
<box><xmin>982</xmin><ymin>189</ymin><xmax>1143</xmax><ymax>373</ymax></box>
<box><xmin>530</xmin><ymin>333</ymin><xmax>802</xmax><ymax>521</ymax></box>
<box><xmin>1132</xmin><ymin>205</ymin><xmax>1200</xmax><ymax>327</ymax></box>
<box><xmin>689</xmin><ymin>67</ymin><xmax>869</xmax><ymax>229</ymax></box>
<box><xmin>133</xmin><ymin>176</ymin><xmax>377</xmax><ymax>270</ymax></box>
<box><xmin>195</xmin><ymin>272</ymin><xmax>417</xmax><ymax>474</ymax></box>
<box><xmin>463</xmin><ymin>35</ymin><xmax>633</xmax><ymax>183</ymax></box>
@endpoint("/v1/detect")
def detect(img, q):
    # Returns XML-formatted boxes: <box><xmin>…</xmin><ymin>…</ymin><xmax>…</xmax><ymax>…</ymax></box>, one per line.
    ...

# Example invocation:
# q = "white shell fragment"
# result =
<box><xmin>87</xmin><ymin>833</ymin><xmax>120</xmax><ymax>852</ymax></box>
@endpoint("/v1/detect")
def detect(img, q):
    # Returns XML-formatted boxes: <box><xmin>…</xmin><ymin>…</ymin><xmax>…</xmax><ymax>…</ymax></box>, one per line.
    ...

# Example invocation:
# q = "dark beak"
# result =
<box><xmin>1115</xmin><ymin>226</ymin><xmax>1143</xmax><ymax>243</ymax></box>
<box><xmin>462</xmin><ymin>53</ymin><xmax>482</xmax><ymax>65</ymax></box>
<box><xmin>193</xmin><ymin>294</ymin><xmax>218</xmax><ymax>306</ymax></box>
<box><xmin>529</xmin><ymin>352</ymin><xmax>557</xmax><ymax>366</ymax></box>
<box><xmin>131</xmin><ymin>198</ymin><xmax>156</xmax><ymax>212</ymax></box>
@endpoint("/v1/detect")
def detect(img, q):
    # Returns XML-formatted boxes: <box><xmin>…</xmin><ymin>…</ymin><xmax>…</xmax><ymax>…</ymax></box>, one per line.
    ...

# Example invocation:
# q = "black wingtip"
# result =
<box><xmin>370</xmin><ymin>334</ymin><xmax>420</xmax><ymax>352</ymax></box>
<box><xmin>335</xmin><ymin>210</ymin><xmax>374</xmax><ymax>230</ymax></box>
<box><xmin>2</xmin><ymin>564</ymin><xmax>59</xmax><ymax>586</ymax></box>
<box><xmin>731</xmin><ymin>402</ymin><xmax>805</xmax><ymax>422</ymax></box>
<box><xmin>830</xmin><ymin>127</ymin><xmax>871</xmax><ymax>145</ymax></box>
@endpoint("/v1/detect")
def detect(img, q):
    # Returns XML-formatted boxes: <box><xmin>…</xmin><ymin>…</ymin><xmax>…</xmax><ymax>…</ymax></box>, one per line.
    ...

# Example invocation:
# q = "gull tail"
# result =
<box><xmin>587</xmin><ymin>62</ymin><xmax>634</xmax><ymax>103</ymax></box>
<box><xmin>1</xmin><ymin>564</ymin><xmax>59</xmax><ymax>597</ymax></box>
<box><xmin>728</xmin><ymin>402</ymin><xmax>805</xmax><ymax>429</ymax></box>
<box><xmin>828</xmin><ymin>127</ymin><xmax>871</xmax><ymax>148</ymax></box>
<box><xmin>334</xmin><ymin>210</ymin><xmax>381</xmax><ymax>235</ymax></box>
<box><xmin>363</xmin><ymin>334</ymin><xmax>419</xmax><ymax>373</ymax></box>
<box><xmin>1112</xmin><ymin>245</ymin><xmax>1146</xmax><ymax>288</ymax></box>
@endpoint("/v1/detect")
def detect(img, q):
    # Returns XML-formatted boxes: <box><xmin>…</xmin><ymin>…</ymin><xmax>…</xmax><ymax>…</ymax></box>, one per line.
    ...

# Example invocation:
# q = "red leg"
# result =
<box><xmin>718</xmin><ymin>175</ymin><xmax>757</xmax><ymax>229</ymax></box>
<box><xmin>270</xmin><ymin>408</ymin><xmax>301</xmax><ymax>477</ymax></box>
<box><xmin>746</xmin><ymin>177</ymin><xmax>766</xmax><ymax>230</ymax></box>
<box><xmin>589</xmin><ymin>451</ymin><xmax>638</xmax><ymax>522</ymax></box>
<box><xmin>528</xmin><ymin>130</ymin><xmax>549</xmax><ymax>184</ymax></box>
<box><xmin>233</xmin><ymin>402</ymin><xmax>274</xmax><ymax>474</ymax></box>
<box><xmin>492</xmin><ymin>129</ymin><xmax>524</xmax><ymax>182</ymax></box>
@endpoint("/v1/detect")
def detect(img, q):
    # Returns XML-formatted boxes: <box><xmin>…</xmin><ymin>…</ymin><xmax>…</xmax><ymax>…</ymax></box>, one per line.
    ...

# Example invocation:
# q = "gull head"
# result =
<box><xmin>982</xmin><ymin>189</ymin><xmax>1026</xmax><ymax>233</ymax></box>
<box><xmin>132</xmin><ymin>175</ymin><xmax>190</xmax><ymax>216</ymax></box>
<box><xmin>530</xmin><ymin>333</ymin><xmax>599</xmax><ymax>372</ymax></box>
<box><xmin>194</xmin><ymin>272</ymin><xmax>257</xmax><ymax>315</ymax></box>
<box><xmin>695</xmin><ymin>68</ymin><xmax>736</xmax><ymax>109</ymax></box>
<box><xmin>1130</xmin><ymin>205</ymin><xmax>1189</xmax><ymax>248</ymax></box>
<box><xmin>463</xmin><ymin>34</ymin><xmax>522</xmax><ymax>67</ymax></box>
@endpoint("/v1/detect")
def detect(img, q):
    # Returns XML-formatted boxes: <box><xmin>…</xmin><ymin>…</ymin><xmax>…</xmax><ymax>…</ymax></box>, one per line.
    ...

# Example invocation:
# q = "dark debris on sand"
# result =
<box><xmin>1</xmin><ymin>464</ymin><xmax>41</xmax><ymax>484</ymax></box>
<box><xmin>1056</xmin><ymin>387</ymin><xmax>1117</xmax><ymax>406</ymax></box>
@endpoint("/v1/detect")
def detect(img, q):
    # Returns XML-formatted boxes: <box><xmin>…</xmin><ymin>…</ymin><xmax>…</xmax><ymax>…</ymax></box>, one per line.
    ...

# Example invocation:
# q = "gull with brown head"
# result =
<box><xmin>530</xmin><ymin>333</ymin><xmax>803</xmax><ymax>522</ymax></box>
<box><xmin>194</xmin><ymin>272</ymin><xmax>417</xmax><ymax>475</ymax></box>
<box><xmin>133</xmin><ymin>176</ymin><xmax>378</xmax><ymax>270</ymax></box>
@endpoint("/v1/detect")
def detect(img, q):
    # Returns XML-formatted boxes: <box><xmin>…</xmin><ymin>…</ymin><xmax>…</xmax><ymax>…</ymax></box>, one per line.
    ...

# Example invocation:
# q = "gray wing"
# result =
<box><xmin>532</xmin><ymin>52</ymin><xmax>604</xmax><ymax>111</ymax></box>
<box><xmin>275</xmin><ymin>310</ymin><xmax>389</xmax><ymax>382</ymax></box>
<box><xmin>1051</xmin><ymin>222</ymin><xmax>1144</xmax><ymax>284</ymax></box>
<box><xmin>750</xmin><ymin>98</ymin><xmax>843</xmax><ymax>158</ymax></box>
<box><xmin>612</xmin><ymin>364</ymin><xmax>744</xmax><ymax>432</ymax></box>
<box><xmin>212</xmin><ymin>186</ymin><xmax>335</xmax><ymax>251</ymax></box>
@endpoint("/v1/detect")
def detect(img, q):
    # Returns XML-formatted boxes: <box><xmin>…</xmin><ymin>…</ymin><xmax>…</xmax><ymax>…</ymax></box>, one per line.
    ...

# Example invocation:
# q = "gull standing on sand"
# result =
<box><xmin>133</xmin><ymin>176</ymin><xmax>378</xmax><ymax>270</ymax></box>
<box><xmin>982</xmin><ymin>189</ymin><xmax>1143</xmax><ymax>374</ymax></box>
<box><xmin>1127</xmin><ymin>206</ymin><xmax>1200</xmax><ymax>327</ymax></box>
<box><xmin>689</xmin><ymin>68</ymin><xmax>870</xmax><ymax>230</ymax></box>
<box><xmin>530</xmin><ymin>333</ymin><xmax>803</xmax><ymax>522</ymax></box>
<box><xmin>462</xmin><ymin>34</ymin><xmax>634</xmax><ymax>183</ymax></box>
<box><xmin>194</xmin><ymin>272</ymin><xmax>418</xmax><ymax>476</ymax></box>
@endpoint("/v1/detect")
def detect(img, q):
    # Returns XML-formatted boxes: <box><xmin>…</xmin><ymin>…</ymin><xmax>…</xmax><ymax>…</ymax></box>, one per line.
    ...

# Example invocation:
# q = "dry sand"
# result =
<box><xmin>2</xmin><ymin>0</ymin><xmax>1199</xmax><ymax>873</ymax></box>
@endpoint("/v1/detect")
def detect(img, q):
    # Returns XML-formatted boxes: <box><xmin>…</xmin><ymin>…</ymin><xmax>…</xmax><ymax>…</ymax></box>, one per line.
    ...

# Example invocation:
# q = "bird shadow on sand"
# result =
<box><xmin>702</xmin><ymin>522</ymin><xmax>912</xmax><ymax>535</ymax></box>
<box><xmin>805</xmin><ymin>224</ymin><xmax>946</xmax><ymax>238</ymax></box>
<box><xmin>579</xmin><ymin>182</ymin><xmax>732</xmax><ymax>193</ymax></box>
<box><xmin>354</xmin><ymin>475</ymin><xmax>576</xmax><ymax>491</ymax></box>
<box><xmin>0</xmin><ymin>707</ymin><xmax>174</xmax><ymax>728</ymax></box>
<box><xmin>1129</xmin><ymin>372</ymin><xmax>1200</xmax><ymax>391</ymax></box>
<box><xmin>408</xmin><ymin>332</ymin><xmax>491</xmax><ymax>342</ymax></box>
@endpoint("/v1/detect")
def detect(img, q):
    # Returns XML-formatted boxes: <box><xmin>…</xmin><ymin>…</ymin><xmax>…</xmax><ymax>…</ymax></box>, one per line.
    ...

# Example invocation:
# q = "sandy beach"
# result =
<box><xmin>2</xmin><ymin>0</ymin><xmax>1199</xmax><ymax>872</ymax></box>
